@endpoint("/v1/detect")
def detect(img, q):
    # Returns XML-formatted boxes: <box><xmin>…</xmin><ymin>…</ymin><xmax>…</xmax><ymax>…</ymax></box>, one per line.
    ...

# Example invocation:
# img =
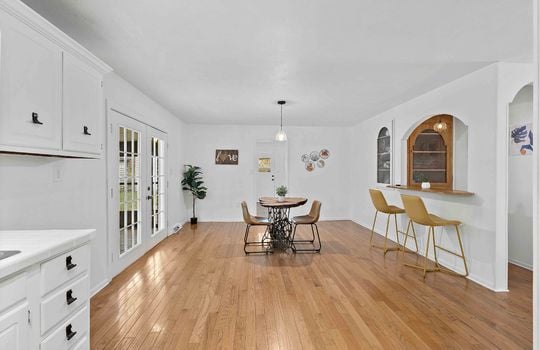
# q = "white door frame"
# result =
<box><xmin>106</xmin><ymin>105</ymin><xmax>169</xmax><ymax>278</ymax></box>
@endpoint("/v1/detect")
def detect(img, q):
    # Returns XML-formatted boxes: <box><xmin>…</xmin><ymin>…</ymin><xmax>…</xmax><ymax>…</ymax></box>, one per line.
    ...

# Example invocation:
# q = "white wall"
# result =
<box><xmin>349</xmin><ymin>63</ymin><xmax>520</xmax><ymax>290</ymax></box>
<box><xmin>0</xmin><ymin>72</ymin><xmax>187</xmax><ymax>294</ymax></box>
<box><xmin>183</xmin><ymin>125</ymin><xmax>351</xmax><ymax>221</ymax></box>
<box><xmin>508</xmin><ymin>85</ymin><xmax>534</xmax><ymax>270</ymax></box>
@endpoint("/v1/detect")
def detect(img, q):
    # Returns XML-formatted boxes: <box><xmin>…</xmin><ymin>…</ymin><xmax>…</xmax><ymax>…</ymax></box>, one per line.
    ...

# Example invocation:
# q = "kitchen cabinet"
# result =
<box><xmin>0</xmin><ymin>0</ymin><xmax>111</xmax><ymax>158</ymax></box>
<box><xmin>0</xmin><ymin>12</ymin><xmax>62</xmax><ymax>151</ymax></box>
<box><xmin>62</xmin><ymin>53</ymin><xmax>103</xmax><ymax>154</ymax></box>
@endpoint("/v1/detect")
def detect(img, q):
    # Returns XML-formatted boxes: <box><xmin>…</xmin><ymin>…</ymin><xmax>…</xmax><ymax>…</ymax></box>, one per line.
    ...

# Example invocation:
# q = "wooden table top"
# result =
<box><xmin>259</xmin><ymin>197</ymin><xmax>308</xmax><ymax>208</ymax></box>
<box><xmin>386</xmin><ymin>185</ymin><xmax>474</xmax><ymax>196</ymax></box>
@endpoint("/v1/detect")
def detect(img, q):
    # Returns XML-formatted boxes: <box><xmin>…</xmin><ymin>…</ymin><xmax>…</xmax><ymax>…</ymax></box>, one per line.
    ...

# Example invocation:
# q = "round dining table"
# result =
<box><xmin>259</xmin><ymin>197</ymin><xmax>308</xmax><ymax>250</ymax></box>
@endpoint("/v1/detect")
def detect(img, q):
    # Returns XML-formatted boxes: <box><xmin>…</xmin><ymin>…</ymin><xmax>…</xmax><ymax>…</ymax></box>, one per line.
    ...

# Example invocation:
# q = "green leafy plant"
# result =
<box><xmin>414</xmin><ymin>173</ymin><xmax>429</xmax><ymax>183</ymax></box>
<box><xmin>276</xmin><ymin>185</ymin><xmax>288</xmax><ymax>197</ymax></box>
<box><xmin>181</xmin><ymin>165</ymin><xmax>208</xmax><ymax>221</ymax></box>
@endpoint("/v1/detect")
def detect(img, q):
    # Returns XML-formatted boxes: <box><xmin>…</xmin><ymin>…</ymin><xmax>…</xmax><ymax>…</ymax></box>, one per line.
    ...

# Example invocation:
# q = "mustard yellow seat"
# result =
<box><xmin>368</xmin><ymin>189</ymin><xmax>418</xmax><ymax>255</ymax></box>
<box><xmin>241</xmin><ymin>201</ymin><xmax>272</xmax><ymax>254</ymax></box>
<box><xmin>290</xmin><ymin>200</ymin><xmax>322</xmax><ymax>253</ymax></box>
<box><xmin>400</xmin><ymin>194</ymin><xmax>468</xmax><ymax>278</ymax></box>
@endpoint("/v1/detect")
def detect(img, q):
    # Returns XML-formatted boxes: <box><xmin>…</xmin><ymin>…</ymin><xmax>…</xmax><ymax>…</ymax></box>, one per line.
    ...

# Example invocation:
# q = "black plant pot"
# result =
<box><xmin>190</xmin><ymin>217</ymin><xmax>198</xmax><ymax>225</ymax></box>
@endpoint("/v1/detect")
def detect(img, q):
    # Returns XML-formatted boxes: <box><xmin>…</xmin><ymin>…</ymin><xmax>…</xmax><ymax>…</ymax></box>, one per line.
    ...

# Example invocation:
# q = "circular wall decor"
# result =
<box><xmin>301</xmin><ymin>154</ymin><xmax>310</xmax><ymax>163</ymax></box>
<box><xmin>310</xmin><ymin>151</ymin><xmax>320</xmax><ymax>161</ymax></box>
<box><xmin>317</xmin><ymin>159</ymin><xmax>325</xmax><ymax>168</ymax></box>
<box><xmin>305</xmin><ymin>162</ymin><xmax>315</xmax><ymax>172</ymax></box>
<box><xmin>319</xmin><ymin>149</ymin><xmax>330</xmax><ymax>159</ymax></box>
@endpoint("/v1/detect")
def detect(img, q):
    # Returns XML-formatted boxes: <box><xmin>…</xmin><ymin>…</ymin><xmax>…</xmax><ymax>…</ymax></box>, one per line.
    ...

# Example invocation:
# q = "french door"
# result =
<box><xmin>107</xmin><ymin>109</ymin><xmax>168</xmax><ymax>276</ymax></box>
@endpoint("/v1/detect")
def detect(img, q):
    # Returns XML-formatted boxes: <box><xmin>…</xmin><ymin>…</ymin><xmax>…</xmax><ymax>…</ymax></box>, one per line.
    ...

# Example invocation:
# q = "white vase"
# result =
<box><xmin>277</xmin><ymin>196</ymin><xmax>285</xmax><ymax>202</ymax></box>
<box><xmin>421</xmin><ymin>182</ymin><xmax>431</xmax><ymax>189</ymax></box>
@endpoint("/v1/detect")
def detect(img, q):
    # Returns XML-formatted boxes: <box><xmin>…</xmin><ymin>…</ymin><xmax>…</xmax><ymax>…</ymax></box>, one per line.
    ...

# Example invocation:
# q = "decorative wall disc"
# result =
<box><xmin>301</xmin><ymin>154</ymin><xmax>310</xmax><ymax>163</ymax></box>
<box><xmin>305</xmin><ymin>162</ymin><xmax>315</xmax><ymax>172</ymax></box>
<box><xmin>317</xmin><ymin>159</ymin><xmax>325</xmax><ymax>168</ymax></box>
<box><xmin>319</xmin><ymin>149</ymin><xmax>330</xmax><ymax>159</ymax></box>
<box><xmin>310</xmin><ymin>151</ymin><xmax>320</xmax><ymax>161</ymax></box>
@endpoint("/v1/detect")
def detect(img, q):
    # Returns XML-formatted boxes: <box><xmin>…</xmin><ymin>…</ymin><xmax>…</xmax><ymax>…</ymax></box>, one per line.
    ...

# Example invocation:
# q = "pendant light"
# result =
<box><xmin>275</xmin><ymin>100</ymin><xmax>287</xmax><ymax>142</ymax></box>
<box><xmin>433</xmin><ymin>118</ymin><xmax>448</xmax><ymax>132</ymax></box>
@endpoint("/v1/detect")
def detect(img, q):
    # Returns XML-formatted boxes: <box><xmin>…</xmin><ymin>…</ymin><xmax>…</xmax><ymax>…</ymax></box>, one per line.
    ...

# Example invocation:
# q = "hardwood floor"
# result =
<box><xmin>90</xmin><ymin>221</ymin><xmax>532</xmax><ymax>349</ymax></box>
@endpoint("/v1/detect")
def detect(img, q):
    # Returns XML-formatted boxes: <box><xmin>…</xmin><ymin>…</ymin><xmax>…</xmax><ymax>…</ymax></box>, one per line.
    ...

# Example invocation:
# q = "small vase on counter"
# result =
<box><xmin>421</xmin><ymin>182</ymin><xmax>431</xmax><ymax>189</ymax></box>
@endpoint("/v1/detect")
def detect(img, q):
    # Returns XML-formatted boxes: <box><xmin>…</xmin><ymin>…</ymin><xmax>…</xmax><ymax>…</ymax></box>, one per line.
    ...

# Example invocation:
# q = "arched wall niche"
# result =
<box><xmin>401</xmin><ymin>113</ymin><xmax>469</xmax><ymax>190</ymax></box>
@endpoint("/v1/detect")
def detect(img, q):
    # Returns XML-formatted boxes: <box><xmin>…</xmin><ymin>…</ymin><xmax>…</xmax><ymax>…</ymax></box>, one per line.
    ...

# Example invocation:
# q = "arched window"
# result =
<box><xmin>377</xmin><ymin>127</ymin><xmax>391</xmax><ymax>184</ymax></box>
<box><xmin>408</xmin><ymin>115</ymin><xmax>453</xmax><ymax>189</ymax></box>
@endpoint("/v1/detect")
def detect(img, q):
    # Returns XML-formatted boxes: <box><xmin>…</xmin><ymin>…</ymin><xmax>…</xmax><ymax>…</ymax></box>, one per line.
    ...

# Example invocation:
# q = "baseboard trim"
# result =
<box><xmin>509</xmin><ymin>259</ymin><xmax>533</xmax><ymax>271</ymax></box>
<box><xmin>90</xmin><ymin>278</ymin><xmax>111</xmax><ymax>298</ymax></box>
<box><xmin>352</xmin><ymin>219</ymin><xmax>501</xmax><ymax>292</ymax></box>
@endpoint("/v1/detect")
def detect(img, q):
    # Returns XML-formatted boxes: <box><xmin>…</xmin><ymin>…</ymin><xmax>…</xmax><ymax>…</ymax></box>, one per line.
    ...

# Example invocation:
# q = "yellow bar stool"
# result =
<box><xmin>400</xmin><ymin>194</ymin><xmax>469</xmax><ymax>278</ymax></box>
<box><xmin>369</xmin><ymin>189</ymin><xmax>418</xmax><ymax>255</ymax></box>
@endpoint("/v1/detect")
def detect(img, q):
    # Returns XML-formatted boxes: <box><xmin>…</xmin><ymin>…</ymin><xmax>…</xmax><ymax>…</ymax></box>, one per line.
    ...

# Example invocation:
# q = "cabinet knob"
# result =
<box><xmin>65</xmin><ymin>324</ymin><xmax>77</xmax><ymax>341</ymax></box>
<box><xmin>146</xmin><ymin>195</ymin><xmax>152</xmax><ymax>200</ymax></box>
<box><xmin>65</xmin><ymin>255</ymin><xmax>77</xmax><ymax>270</ymax></box>
<box><xmin>83</xmin><ymin>126</ymin><xmax>91</xmax><ymax>135</ymax></box>
<box><xmin>32</xmin><ymin>112</ymin><xmax>43</xmax><ymax>125</ymax></box>
<box><xmin>66</xmin><ymin>289</ymin><xmax>78</xmax><ymax>305</ymax></box>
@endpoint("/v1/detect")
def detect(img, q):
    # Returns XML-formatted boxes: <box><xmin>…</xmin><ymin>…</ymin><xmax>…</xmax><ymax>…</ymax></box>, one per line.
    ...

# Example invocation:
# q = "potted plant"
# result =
<box><xmin>276</xmin><ymin>185</ymin><xmax>288</xmax><ymax>202</ymax></box>
<box><xmin>181</xmin><ymin>165</ymin><xmax>207</xmax><ymax>224</ymax></box>
<box><xmin>415</xmin><ymin>173</ymin><xmax>430</xmax><ymax>189</ymax></box>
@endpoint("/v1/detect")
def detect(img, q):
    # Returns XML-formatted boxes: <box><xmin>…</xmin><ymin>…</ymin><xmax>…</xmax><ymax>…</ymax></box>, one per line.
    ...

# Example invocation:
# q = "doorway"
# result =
<box><xmin>507</xmin><ymin>84</ymin><xmax>533</xmax><ymax>277</ymax></box>
<box><xmin>107</xmin><ymin>109</ymin><xmax>168</xmax><ymax>277</ymax></box>
<box><xmin>254</xmin><ymin>140</ymin><xmax>288</xmax><ymax>216</ymax></box>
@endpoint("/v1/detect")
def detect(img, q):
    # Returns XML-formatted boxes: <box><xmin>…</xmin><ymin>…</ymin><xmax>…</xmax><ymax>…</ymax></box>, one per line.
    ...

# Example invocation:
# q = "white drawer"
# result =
<box><xmin>40</xmin><ymin>305</ymin><xmax>88</xmax><ymax>350</ymax></box>
<box><xmin>0</xmin><ymin>273</ymin><xmax>26</xmax><ymax>313</ymax></box>
<box><xmin>41</xmin><ymin>245</ymin><xmax>89</xmax><ymax>296</ymax></box>
<box><xmin>71</xmin><ymin>335</ymin><xmax>88</xmax><ymax>350</ymax></box>
<box><xmin>41</xmin><ymin>274</ymin><xmax>89</xmax><ymax>334</ymax></box>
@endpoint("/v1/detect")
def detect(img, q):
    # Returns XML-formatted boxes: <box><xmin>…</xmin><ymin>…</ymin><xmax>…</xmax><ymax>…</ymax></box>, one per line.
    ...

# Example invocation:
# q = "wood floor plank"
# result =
<box><xmin>91</xmin><ymin>221</ymin><xmax>532</xmax><ymax>349</ymax></box>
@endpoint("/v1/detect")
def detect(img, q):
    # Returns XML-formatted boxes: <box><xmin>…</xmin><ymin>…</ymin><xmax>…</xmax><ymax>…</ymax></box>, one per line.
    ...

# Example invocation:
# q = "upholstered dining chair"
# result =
<box><xmin>369</xmin><ymin>189</ymin><xmax>418</xmax><ymax>255</ymax></box>
<box><xmin>400</xmin><ymin>194</ymin><xmax>468</xmax><ymax>278</ymax></box>
<box><xmin>241</xmin><ymin>201</ymin><xmax>272</xmax><ymax>254</ymax></box>
<box><xmin>290</xmin><ymin>200</ymin><xmax>322</xmax><ymax>253</ymax></box>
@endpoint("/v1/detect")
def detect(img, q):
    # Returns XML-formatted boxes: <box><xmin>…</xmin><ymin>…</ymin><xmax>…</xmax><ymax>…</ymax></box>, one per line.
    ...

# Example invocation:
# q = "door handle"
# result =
<box><xmin>32</xmin><ymin>112</ymin><xmax>43</xmax><ymax>125</ymax></box>
<box><xmin>146</xmin><ymin>195</ymin><xmax>152</xmax><ymax>200</ymax></box>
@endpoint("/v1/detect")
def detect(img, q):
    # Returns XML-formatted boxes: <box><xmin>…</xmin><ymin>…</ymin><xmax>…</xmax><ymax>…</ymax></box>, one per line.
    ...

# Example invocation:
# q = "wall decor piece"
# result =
<box><xmin>319</xmin><ymin>149</ymin><xmax>330</xmax><ymax>159</ymax></box>
<box><xmin>215</xmin><ymin>149</ymin><xmax>239</xmax><ymax>164</ymax></box>
<box><xmin>300</xmin><ymin>148</ymin><xmax>330</xmax><ymax>172</ymax></box>
<box><xmin>510</xmin><ymin>123</ymin><xmax>533</xmax><ymax>156</ymax></box>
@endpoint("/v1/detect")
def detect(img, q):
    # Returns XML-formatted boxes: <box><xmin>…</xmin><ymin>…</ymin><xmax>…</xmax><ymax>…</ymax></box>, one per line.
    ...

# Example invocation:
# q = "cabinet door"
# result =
<box><xmin>62</xmin><ymin>53</ymin><xmax>103</xmax><ymax>154</ymax></box>
<box><xmin>0</xmin><ymin>303</ymin><xmax>29</xmax><ymax>350</ymax></box>
<box><xmin>0</xmin><ymin>13</ymin><xmax>62</xmax><ymax>150</ymax></box>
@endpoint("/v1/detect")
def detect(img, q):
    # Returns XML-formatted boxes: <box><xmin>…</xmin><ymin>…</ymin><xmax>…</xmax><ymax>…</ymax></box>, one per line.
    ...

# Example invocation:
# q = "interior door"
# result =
<box><xmin>108</xmin><ymin>110</ymin><xmax>147</xmax><ymax>276</ymax></box>
<box><xmin>254</xmin><ymin>140</ymin><xmax>288</xmax><ymax>216</ymax></box>
<box><xmin>107</xmin><ymin>109</ymin><xmax>169</xmax><ymax>277</ymax></box>
<box><xmin>145</xmin><ymin>127</ymin><xmax>168</xmax><ymax>249</ymax></box>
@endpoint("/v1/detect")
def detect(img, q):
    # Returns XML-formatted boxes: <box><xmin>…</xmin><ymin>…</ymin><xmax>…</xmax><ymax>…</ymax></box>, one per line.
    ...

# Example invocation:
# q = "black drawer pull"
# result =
<box><xmin>66</xmin><ymin>324</ymin><xmax>77</xmax><ymax>341</ymax></box>
<box><xmin>66</xmin><ymin>256</ymin><xmax>77</xmax><ymax>270</ymax></box>
<box><xmin>83</xmin><ymin>126</ymin><xmax>91</xmax><ymax>135</ymax></box>
<box><xmin>32</xmin><ymin>112</ymin><xmax>43</xmax><ymax>125</ymax></box>
<box><xmin>66</xmin><ymin>289</ymin><xmax>78</xmax><ymax>305</ymax></box>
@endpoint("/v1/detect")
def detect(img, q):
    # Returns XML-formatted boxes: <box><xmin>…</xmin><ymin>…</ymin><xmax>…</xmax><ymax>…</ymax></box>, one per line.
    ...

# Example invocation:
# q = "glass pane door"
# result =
<box><xmin>150</xmin><ymin>136</ymin><xmax>165</xmax><ymax>235</ymax></box>
<box><xmin>118</xmin><ymin>126</ymin><xmax>142</xmax><ymax>255</ymax></box>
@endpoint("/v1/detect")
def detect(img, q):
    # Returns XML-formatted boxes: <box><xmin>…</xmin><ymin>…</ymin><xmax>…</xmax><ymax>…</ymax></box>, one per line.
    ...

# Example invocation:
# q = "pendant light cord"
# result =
<box><xmin>280</xmin><ymin>104</ymin><xmax>283</xmax><ymax>130</ymax></box>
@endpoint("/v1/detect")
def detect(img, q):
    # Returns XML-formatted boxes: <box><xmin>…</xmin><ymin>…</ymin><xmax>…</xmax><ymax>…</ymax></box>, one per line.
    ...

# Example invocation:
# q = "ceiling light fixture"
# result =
<box><xmin>275</xmin><ymin>100</ymin><xmax>287</xmax><ymax>142</ymax></box>
<box><xmin>433</xmin><ymin>119</ymin><xmax>448</xmax><ymax>132</ymax></box>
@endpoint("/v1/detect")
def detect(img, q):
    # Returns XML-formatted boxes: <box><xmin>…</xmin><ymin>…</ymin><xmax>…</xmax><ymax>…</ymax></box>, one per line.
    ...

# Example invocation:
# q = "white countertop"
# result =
<box><xmin>0</xmin><ymin>229</ymin><xmax>95</xmax><ymax>281</ymax></box>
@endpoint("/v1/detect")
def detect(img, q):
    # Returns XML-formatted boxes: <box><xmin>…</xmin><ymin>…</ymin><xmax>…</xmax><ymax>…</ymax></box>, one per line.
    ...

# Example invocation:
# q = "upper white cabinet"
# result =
<box><xmin>0</xmin><ymin>0</ymin><xmax>111</xmax><ymax>158</ymax></box>
<box><xmin>62</xmin><ymin>53</ymin><xmax>103</xmax><ymax>154</ymax></box>
<box><xmin>0</xmin><ymin>13</ymin><xmax>62</xmax><ymax>151</ymax></box>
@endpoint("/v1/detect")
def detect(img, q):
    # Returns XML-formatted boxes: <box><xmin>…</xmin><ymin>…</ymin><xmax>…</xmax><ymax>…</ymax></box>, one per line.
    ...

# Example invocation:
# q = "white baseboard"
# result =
<box><xmin>90</xmin><ymin>278</ymin><xmax>111</xmax><ymax>298</ymax></box>
<box><xmin>509</xmin><ymin>258</ymin><xmax>533</xmax><ymax>271</ymax></box>
<box><xmin>352</xmin><ymin>219</ymin><xmax>501</xmax><ymax>292</ymax></box>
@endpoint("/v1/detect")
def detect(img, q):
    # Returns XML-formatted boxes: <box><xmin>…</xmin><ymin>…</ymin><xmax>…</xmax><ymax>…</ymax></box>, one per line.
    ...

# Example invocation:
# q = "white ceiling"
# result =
<box><xmin>22</xmin><ymin>0</ymin><xmax>532</xmax><ymax>126</ymax></box>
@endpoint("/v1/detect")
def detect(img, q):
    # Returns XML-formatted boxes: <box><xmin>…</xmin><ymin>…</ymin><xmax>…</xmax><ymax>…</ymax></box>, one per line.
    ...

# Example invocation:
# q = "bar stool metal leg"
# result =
<box><xmin>369</xmin><ymin>210</ymin><xmax>379</xmax><ymax>246</ymax></box>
